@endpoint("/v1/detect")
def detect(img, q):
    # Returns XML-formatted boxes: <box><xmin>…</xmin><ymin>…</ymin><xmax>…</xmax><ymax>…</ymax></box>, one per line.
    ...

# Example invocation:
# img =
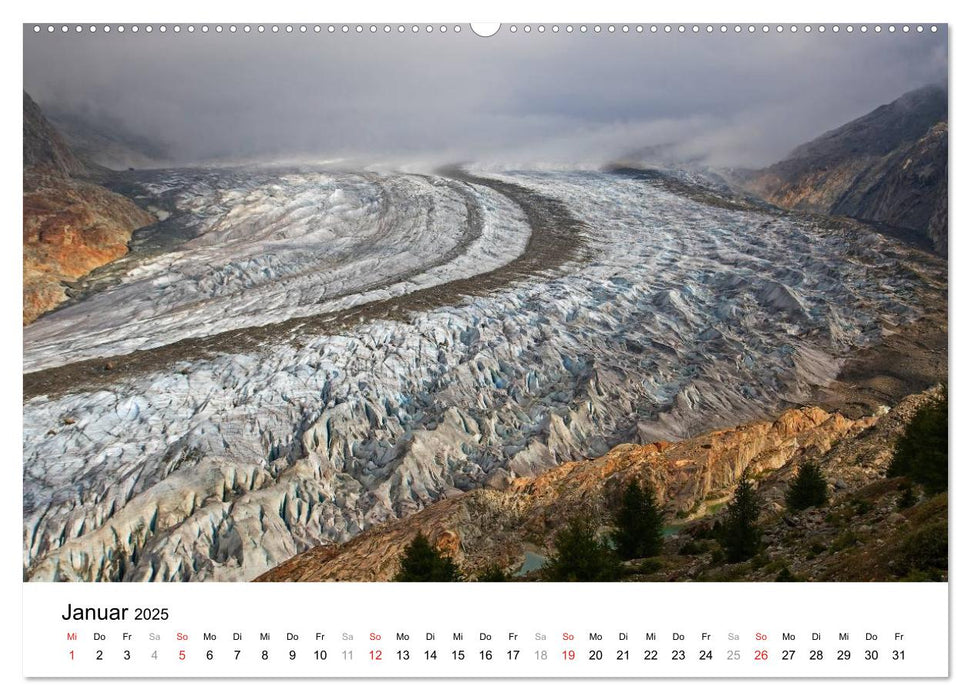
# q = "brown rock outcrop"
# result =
<box><xmin>22</xmin><ymin>92</ymin><xmax>154</xmax><ymax>324</ymax></box>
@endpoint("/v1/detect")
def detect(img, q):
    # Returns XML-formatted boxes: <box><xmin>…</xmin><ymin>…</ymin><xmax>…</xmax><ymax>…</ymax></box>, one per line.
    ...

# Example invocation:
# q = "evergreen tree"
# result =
<box><xmin>888</xmin><ymin>388</ymin><xmax>948</xmax><ymax>494</ymax></box>
<box><xmin>613</xmin><ymin>479</ymin><xmax>664</xmax><ymax>559</ymax></box>
<box><xmin>541</xmin><ymin>517</ymin><xmax>621</xmax><ymax>582</ymax></box>
<box><xmin>393</xmin><ymin>533</ymin><xmax>461</xmax><ymax>582</ymax></box>
<box><xmin>785</xmin><ymin>461</ymin><xmax>829</xmax><ymax>511</ymax></box>
<box><xmin>719</xmin><ymin>474</ymin><xmax>762</xmax><ymax>563</ymax></box>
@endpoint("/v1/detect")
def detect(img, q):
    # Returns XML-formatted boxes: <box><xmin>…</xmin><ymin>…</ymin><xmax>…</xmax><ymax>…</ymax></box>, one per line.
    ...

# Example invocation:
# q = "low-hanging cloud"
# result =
<box><xmin>23</xmin><ymin>26</ymin><xmax>948</xmax><ymax>169</ymax></box>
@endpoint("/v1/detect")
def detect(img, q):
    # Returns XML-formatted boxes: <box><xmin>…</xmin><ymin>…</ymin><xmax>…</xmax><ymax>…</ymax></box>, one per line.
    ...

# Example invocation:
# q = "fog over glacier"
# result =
<box><xmin>24</xmin><ymin>26</ymin><xmax>947</xmax><ymax>167</ymax></box>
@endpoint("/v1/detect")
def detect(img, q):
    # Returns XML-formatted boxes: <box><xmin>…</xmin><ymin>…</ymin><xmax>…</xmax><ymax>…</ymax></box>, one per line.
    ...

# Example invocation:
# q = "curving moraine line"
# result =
<box><xmin>23</xmin><ymin>169</ymin><xmax>589</xmax><ymax>400</ymax></box>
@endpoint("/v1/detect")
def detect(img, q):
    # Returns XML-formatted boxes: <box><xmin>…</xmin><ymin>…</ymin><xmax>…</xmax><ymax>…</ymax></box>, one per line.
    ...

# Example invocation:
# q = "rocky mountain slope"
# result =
<box><xmin>23</xmin><ymin>92</ymin><xmax>155</xmax><ymax>324</ymax></box>
<box><xmin>740</xmin><ymin>85</ymin><xmax>948</xmax><ymax>255</ymax></box>
<box><xmin>24</xmin><ymin>93</ymin><xmax>89</xmax><ymax>177</ymax></box>
<box><xmin>256</xmin><ymin>387</ymin><xmax>942</xmax><ymax>582</ymax></box>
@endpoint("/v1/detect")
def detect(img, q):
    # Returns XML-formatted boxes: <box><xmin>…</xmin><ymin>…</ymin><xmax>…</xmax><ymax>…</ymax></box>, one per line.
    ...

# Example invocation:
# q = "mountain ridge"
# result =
<box><xmin>737</xmin><ymin>85</ymin><xmax>948</xmax><ymax>255</ymax></box>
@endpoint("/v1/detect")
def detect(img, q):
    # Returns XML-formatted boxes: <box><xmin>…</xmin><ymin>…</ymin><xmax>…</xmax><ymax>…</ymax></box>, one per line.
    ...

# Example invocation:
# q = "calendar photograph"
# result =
<box><xmin>23</xmin><ymin>22</ymin><xmax>948</xmax><ymax>590</ymax></box>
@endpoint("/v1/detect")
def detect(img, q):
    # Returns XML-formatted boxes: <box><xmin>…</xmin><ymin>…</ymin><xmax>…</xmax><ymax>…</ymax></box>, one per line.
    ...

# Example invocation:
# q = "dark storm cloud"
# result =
<box><xmin>22</xmin><ymin>25</ymin><xmax>948</xmax><ymax>168</ymax></box>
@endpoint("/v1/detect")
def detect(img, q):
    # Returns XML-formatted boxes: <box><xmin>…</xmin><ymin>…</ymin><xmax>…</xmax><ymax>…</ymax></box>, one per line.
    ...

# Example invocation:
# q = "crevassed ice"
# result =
<box><xmin>23</xmin><ymin>170</ymin><xmax>530</xmax><ymax>372</ymax></box>
<box><xmin>23</xmin><ymin>169</ymin><xmax>933</xmax><ymax>582</ymax></box>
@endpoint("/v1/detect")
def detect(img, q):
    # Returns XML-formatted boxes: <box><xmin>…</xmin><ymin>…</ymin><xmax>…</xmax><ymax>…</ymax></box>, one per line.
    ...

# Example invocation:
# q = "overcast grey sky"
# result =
<box><xmin>23</xmin><ymin>25</ymin><xmax>948</xmax><ymax>168</ymax></box>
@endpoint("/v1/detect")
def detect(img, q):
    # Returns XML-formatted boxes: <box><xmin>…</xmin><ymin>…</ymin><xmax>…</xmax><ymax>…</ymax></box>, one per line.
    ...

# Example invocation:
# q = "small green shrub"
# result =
<box><xmin>830</xmin><ymin>529</ymin><xmax>858</xmax><ymax>553</ymax></box>
<box><xmin>475</xmin><ymin>564</ymin><xmax>508</xmax><ymax>582</ymax></box>
<box><xmin>679</xmin><ymin>539</ymin><xmax>705</xmax><ymax>556</ymax></box>
<box><xmin>894</xmin><ymin>521</ymin><xmax>947</xmax><ymax>579</ymax></box>
<box><xmin>897</xmin><ymin>482</ymin><xmax>918</xmax><ymax>510</ymax></box>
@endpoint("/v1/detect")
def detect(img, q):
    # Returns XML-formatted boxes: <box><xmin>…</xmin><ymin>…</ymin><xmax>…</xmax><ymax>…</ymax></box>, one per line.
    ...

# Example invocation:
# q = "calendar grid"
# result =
<box><xmin>24</xmin><ymin>582</ymin><xmax>948</xmax><ymax>678</ymax></box>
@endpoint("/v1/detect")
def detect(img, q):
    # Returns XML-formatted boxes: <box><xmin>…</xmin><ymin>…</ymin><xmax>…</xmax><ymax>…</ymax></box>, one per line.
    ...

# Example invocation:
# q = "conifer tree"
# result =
<box><xmin>785</xmin><ymin>461</ymin><xmax>829</xmax><ymax>511</ymax></box>
<box><xmin>613</xmin><ymin>479</ymin><xmax>665</xmax><ymax>559</ymax></box>
<box><xmin>541</xmin><ymin>517</ymin><xmax>621</xmax><ymax>582</ymax></box>
<box><xmin>719</xmin><ymin>474</ymin><xmax>762</xmax><ymax>563</ymax></box>
<box><xmin>888</xmin><ymin>387</ymin><xmax>948</xmax><ymax>494</ymax></box>
<box><xmin>393</xmin><ymin>532</ymin><xmax>461</xmax><ymax>582</ymax></box>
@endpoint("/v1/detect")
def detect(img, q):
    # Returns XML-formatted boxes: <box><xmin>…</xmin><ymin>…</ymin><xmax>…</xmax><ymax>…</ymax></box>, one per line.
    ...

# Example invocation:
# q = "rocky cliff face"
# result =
<box><xmin>22</xmin><ymin>92</ymin><xmax>154</xmax><ymax>324</ymax></box>
<box><xmin>741</xmin><ymin>85</ymin><xmax>948</xmax><ymax>255</ymax></box>
<box><xmin>256</xmin><ymin>395</ymin><xmax>908</xmax><ymax>582</ymax></box>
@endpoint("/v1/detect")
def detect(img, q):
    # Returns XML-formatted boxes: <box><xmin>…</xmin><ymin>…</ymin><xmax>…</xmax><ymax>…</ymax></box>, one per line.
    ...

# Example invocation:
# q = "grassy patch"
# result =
<box><xmin>829</xmin><ymin>529</ymin><xmax>859</xmax><ymax>553</ymax></box>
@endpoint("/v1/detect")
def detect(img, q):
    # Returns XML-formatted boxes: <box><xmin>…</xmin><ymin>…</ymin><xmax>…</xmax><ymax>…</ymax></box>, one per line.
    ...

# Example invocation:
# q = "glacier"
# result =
<box><xmin>22</xmin><ymin>167</ymin><xmax>941</xmax><ymax>581</ymax></box>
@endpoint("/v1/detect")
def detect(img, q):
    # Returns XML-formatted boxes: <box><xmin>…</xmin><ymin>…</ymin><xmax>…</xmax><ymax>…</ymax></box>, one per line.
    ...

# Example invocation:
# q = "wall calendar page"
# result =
<box><xmin>11</xmin><ymin>0</ymin><xmax>959</xmax><ymax>695</ymax></box>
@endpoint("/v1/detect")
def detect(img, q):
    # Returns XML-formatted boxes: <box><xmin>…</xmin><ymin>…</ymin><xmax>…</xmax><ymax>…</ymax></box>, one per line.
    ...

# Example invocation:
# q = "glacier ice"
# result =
<box><xmin>22</xmin><ymin>168</ymin><xmax>939</xmax><ymax>581</ymax></box>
